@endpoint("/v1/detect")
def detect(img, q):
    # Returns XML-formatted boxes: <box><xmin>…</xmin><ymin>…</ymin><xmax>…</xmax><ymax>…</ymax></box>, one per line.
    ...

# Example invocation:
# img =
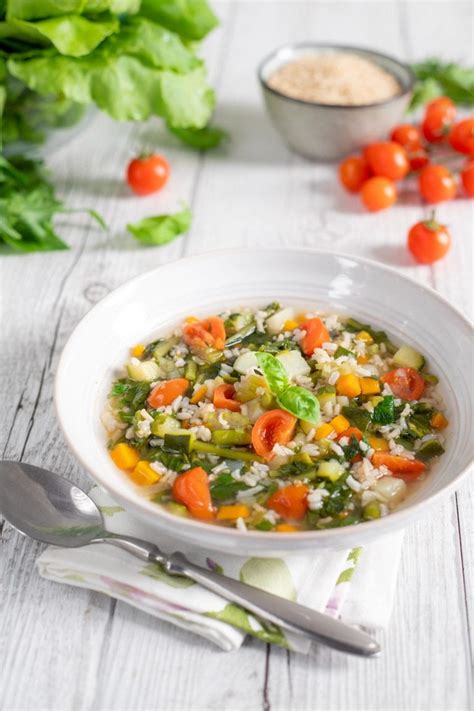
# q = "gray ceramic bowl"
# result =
<box><xmin>258</xmin><ymin>43</ymin><xmax>415</xmax><ymax>161</ymax></box>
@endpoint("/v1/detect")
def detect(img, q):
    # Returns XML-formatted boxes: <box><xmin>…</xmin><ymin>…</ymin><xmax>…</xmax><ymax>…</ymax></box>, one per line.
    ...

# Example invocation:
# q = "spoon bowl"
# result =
<box><xmin>0</xmin><ymin>461</ymin><xmax>104</xmax><ymax>547</ymax></box>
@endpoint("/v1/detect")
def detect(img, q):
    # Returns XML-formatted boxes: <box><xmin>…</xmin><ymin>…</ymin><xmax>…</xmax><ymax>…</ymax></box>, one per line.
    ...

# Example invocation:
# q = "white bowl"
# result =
<box><xmin>55</xmin><ymin>250</ymin><xmax>474</xmax><ymax>555</ymax></box>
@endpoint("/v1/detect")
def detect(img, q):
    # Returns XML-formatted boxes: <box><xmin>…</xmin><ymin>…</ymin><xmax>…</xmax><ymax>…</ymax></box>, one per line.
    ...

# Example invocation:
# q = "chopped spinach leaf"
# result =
<box><xmin>372</xmin><ymin>396</ymin><xmax>396</xmax><ymax>425</ymax></box>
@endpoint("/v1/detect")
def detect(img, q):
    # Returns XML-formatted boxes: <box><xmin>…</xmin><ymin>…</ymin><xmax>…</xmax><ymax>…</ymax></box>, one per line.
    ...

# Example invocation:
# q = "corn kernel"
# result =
<box><xmin>130</xmin><ymin>460</ymin><xmax>160</xmax><ymax>486</ymax></box>
<box><xmin>357</xmin><ymin>330</ymin><xmax>374</xmax><ymax>344</ymax></box>
<box><xmin>190</xmin><ymin>384</ymin><xmax>207</xmax><ymax>404</ymax></box>
<box><xmin>283</xmin><ymin>319</ymin><xmax>298</xmax><ymax>331</ymax></box>
<box><xmin>275</xmin><ymin>524</ymin><xmax>298</xmax><ymax>532</ymax></box>
<box><xmin>336</xmin><ymin>374</ymin><xmax>362</xmax><ymax>398</ymax></box>
<box><xmin>357</xmin><ymin>354</ymin><xmax>369</xmax><ymax>364</ymax></box>
<box><xmin>110</xmin><ymin>443</ymin><xmax>140</xmax><ymax>470</ymax></box>
<box><xmin>431</xmin><ymin>412</ymin><xmax>449</xmax><ymax>430</ymax></box>
<box><xmin>368</xmin><ymin>435</ymin><xmax>389</xmax><ymax>452</ymax></box>
<box><xmin>131</xmin><ymin>344</ymin><xmax>145</xmax><ymax>358</ymax></box>
<box><xmin>329</xmin><ymin>415</ymin><xmax>351</xmax><ymax>434</ymax></box>
<box><xmin>315</xmin><ymin>423</ymin><xmax>335</xmax><ymax>440</ymax></box>
<box><xmin>216</xmin><ymin>504</ymin><xmax>250</xmax><ymax>521</ymax></box>
<box><xmin>359</xmin><ymin>377</ymin><xmax>381</xmax><ymax>395</ymax></box>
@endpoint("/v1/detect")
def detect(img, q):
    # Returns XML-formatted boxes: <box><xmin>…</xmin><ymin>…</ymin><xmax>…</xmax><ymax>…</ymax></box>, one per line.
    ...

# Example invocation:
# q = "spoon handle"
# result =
<box><xmin>163</xmin><ymin>551</ymin><xmax>380</xmax><ymax>657</ymax></box>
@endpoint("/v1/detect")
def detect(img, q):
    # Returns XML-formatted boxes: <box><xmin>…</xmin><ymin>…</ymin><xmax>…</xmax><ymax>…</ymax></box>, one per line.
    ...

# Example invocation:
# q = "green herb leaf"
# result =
<box><xmin>210</xmin><ymin>473</ymin><xmax>249</xmax><ymax>502</ymax></box>
<box><xmin>409</xmin><ymin>59</ymin><xmax>474</xmax><ymax>110</ymax></box>
<box><xmin>341</xmin><ymin>406</ymin><xmax>371</xmax><ymax>432</ymax></box>
<box><xmin>277</xmin><ymin>386</ymin><xmax>320</xmax><ymax>425</ymax></box>
<box><xmin>127</xmin><ymin>205</ymin><xmax>192</xmax><ymax>246</ymax></box>
<box><xmin>167</xmin><ymin>123</ymin><xmax>228</xmax><ymax>150</ymax></box>
<box><xmin>372</xmin><ymin>396</ymin><xmax>396</xmax><ymax>425</ymax></box>
<box><xmin>255</xmin><ymin>351</ymin><xmax>289</xmax><ymax>395</ymax></box>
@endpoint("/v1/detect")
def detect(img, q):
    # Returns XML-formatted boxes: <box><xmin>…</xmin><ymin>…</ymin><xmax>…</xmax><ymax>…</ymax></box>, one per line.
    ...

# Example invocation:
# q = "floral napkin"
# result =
<box><xmin>37</xmin><ymin>487</ymin><xmax>404</xmax><ymax>652</ymax></box>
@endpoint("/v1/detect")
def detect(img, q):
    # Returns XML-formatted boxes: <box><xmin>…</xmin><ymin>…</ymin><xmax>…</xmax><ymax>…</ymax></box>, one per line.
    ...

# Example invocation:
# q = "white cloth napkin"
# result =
<box><xmin>37</xmin><ymin>487</ymin><xmax>404</xmax><ymax>652</ymax></box>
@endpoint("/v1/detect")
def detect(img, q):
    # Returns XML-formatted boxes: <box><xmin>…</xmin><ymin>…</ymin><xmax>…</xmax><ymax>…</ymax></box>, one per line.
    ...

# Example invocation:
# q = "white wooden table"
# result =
<box><xmin>1</xmin><ymin>2</ymin><xmax>473</xmax><ymax>709</ymax></box>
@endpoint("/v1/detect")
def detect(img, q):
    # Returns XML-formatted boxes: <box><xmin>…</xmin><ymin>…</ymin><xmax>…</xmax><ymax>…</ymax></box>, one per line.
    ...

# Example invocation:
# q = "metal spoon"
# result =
<box><xmin>0</xmin><ymin>460</ymin><xmax>380</xmax><ymax>657</ymax></box>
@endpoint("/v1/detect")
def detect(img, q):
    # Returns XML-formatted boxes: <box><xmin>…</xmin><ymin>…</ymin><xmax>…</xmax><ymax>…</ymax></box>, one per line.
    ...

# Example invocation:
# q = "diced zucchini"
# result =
<box><xmin>416</xmin><ymin>439</ymin><xmax>444</xmax><ymax>461</ymax></box>
<box><xmin>316</xmin><ymin>385</ymin><xmax>336</xmax><ymax>408</ymax></box>
<box><xmin>363</xmin><ymin>501</ymin><xmax>381</xmax><ymax>520</ymax></box>
<box><xmin>234</xmin><ymin>374</ymin><xmax>267</xmax><ymax>402</ymax></box>
<box><xmin>165</xmin><ymin>502</ymin><xmax>189</xmax><ymax>517</ymax></box>
<box><xmin>184</xmin><ymin>360</ymin><xmax>198</xmax><ymax>382</ymax></box>
<box><xmin>300</xmin><ymin>420</ymin><xmax>314</xmax><ymax>435</ymax></box>
<box><xmin>127</xmin><ymin>360</ymin><xmax>160</xmax><ymax>382</ymax></box>
<box><xmin>163</xmin><ymin>432</ymin><xmax>195</xmax><ymax>454</ymax></box>
<box><xmin>373</xmin><ymin>476</ymin><xmax>407</xmax><ymax>506</ymax></box>
<box><xmin>316</xmin><ymin>459</ymin><xmax>345</xmax><ymax>482</ymax></box>
<box><xmin>151</xmin><ymin>416</ymin><xmax>181</xmax><ymax>437</ymax></box>
<box><xmin>393</xmin><ymin>345</ymin><xmax>425</xmax><ymax>371</ymax></box>
<box><xmin>276</xmin><ymin>350</ymin><xmax>310</xmax><ymax>378</ymax></box>
<box><xmin>266</xmin><ymin>307</ymin><xmax>295</xmax><ymax>334</ymax></box>
<box><xmin>234</xmin><ymin>351</ymin><xmax>258</xmax><ymax>375</ymax></box>
<box><xmin>423</xmin><ymin>373</ymin><xmax>439</xmax><ymax>385</ymax></box>
<box><xmin>224</xmin><ymin>312</ymin><xmax>254</xmax><ymax>336</ymax></box>
<box><xmin>212</xmin><ymin>429</ymin><xmax>252</xmax><ymax>446</ymax></box>
<box><xmin>153</xmin><ymin>337</ymin><xmax>178</xmax><ymax>359</ymax></box>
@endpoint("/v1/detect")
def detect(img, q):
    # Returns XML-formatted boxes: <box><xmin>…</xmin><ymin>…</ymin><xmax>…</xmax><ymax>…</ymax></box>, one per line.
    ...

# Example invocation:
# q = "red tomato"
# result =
<box><xmin>380</xmin><ymin>368</ymin><xmax>425</xmax><ymax>401</ymax></box>
<box><xmin>408</xmin><ymin>146</ymin><xmax>429</xmax><ymax>172</ymax></box>
<box><xmin>127</xmin><ymin>154</ymin><xmax>170</xmax><ymax>195</ymax></box>
<box><xmin>172</xmin><ymin>467</ymin><xmax>214</xmax><ymax>520</ymax></box>
<box><xmin>251</xmin><ymin>409</ymin><xmax>297</xmax><ymax>461</ymax></box>
<box><xmin>371</xmin><ymin>452</ymin><xmax>426</xmax><ymax>480</ymax></box>
<box><xmin>422</xmin><ymin>97</ymin><xmax>457</xmax><ymax>143</ymax></box>
<box><xmin>183</xmin><ymin>316</ymin><xmax>226</xmax><ymax>351</ymax></box>
<box><xmin>213</xmin><ymin>383</ymin><xmax>241</xmax><ymax>412</ymax></box>
<box><xmin>418</xmin><ymin>165</ymin><xmax>456</xmax><ymax>203</ymax></box>
<box><xmin>364</xmin><ymin>142</ymin><xmax>410</xmax><ymax>181</ymax></box>
<box><xmin>301</xmin><ymin>317</ymin><xmax>330</xmax><ymax>356</ymax></box>
<box><xmin>461</xmin><ymin>160</ymin><xmax>474</xmax><ymax>196</ymax></box>
<box><xmin>267</xmin><ymin>483</ymin><xmax>309</xmax><ymax>520</ymax></box>
<box><xmin>338</xmin><ymin>156</ymin><xmax>371</xmax><ymax>193</ymax></box>
<box><xmin>390</xmin><ymin>124</ymin><xmax>422</xmax><ymax>148</ymax></box>
<box><xmin>408</xmin><ymin>218</ymin><xmax>451</xmax><ymax>264</ymax></box>
<box><xmin>360</xmin><ymin>177</ymin><xmax>397</xmax><ymax>212</ymax></box>
<box><xmin>449</xmin><ymin>118</ymin><xmax>474</xmax><ymax>156</ymax></box>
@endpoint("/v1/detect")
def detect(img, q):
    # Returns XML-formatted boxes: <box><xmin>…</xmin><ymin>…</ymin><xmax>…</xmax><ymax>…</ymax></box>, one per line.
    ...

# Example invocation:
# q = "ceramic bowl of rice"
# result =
<box><xmin>258</xmin><ymin>43</ymin><xmax>415</xmax><ymax>160</ymax></box>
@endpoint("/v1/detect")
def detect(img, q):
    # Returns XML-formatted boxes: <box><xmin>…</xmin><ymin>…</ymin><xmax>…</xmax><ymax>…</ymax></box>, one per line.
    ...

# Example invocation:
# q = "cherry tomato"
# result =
<box><xmin>338</xmin><ymin>156</ymin><xmax>371</xmax><ymax>193</ymax></box>
<box><xmin>381</xmin><ymin>368</ymin><xmax>425</xmax><ymax>401</ymax></box>
<box><xmin>407</xmin><ymin>217</ymin><xmax>451</xmax><ymax>264</ymax></box>
<box><xmin>251</xmin><ymin>409</ymin><xmax>297</xmax><ymax>461</ymax></box>
<box><xmin>127</xmin><ymin>154</ymin><xmax>170</xmax><ymax>195</ymax></box>
<box><xmin>182</xmin><ymin>316</ymin><xmax>226</xmax><ymax>351</ymax></box>
<box><xmin>360</xmin><ymin>177</ymin><xmax>397</xmax><ymax>212</ymax></box>
<box><xmin>449</xmin><ymin>118</ymin><xmax>474</xmax><ymax>156</ymax></box>
<box><xmin>301</xmin><ymin>317</ymin><xmax>330</xmax><ymax>356</ymax></box>
<box><xmin>364</xmin><ymin>142</ymin><xmax>409</xmax><ymax>181</ymax></box>
<box><xmin>422</xmin><ymin>97</ymin><xmax>457</xmax><ymax>143</ymax></box>
<box><xmin>408</xmin><ymin>146</ymin><xmax>429</xmax><ymax>172</ymax></box>
<box><xmin>461</xmin><ymin>160</ymin><xmax>474</xmax><ymax>196</ymax></box>
<box><xmin>419</xmin><ymin>165</ymin><xmax>456</xmax><ymax>203</ymax></box>
<box><xmin>172</xmin><ymin>467</ymin><xmax>214</xmax><ymax>520</ymax></box>
<box><xmin>267</xmin><ymin>483</ymin><xmax>309</xmax><ymax>520</ymax></box>
<box><xmin>390</xmin><ymin>124</ymin><xmax>422</xmax><ymax>148</ymax></box>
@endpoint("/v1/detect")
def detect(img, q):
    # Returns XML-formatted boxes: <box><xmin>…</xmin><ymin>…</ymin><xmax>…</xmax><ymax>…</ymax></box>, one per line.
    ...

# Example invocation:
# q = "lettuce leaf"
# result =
<box><xmin>140</xmin><ymin>0</ymin><xmax>218</xmax><ymax>40</ymax></box>
<box><xmin>167</xmin><ymin>123</ymin><xmax>228</xmax><ymax>150</ymax></box>
<box><xmin>127</xmin><ymin>205</ymin><xmax>192</xmax><ymax>246</ymax></box>
<box><xmin>7</xmin><ymin>17</ymin><xmax>215</xmax><ymax>126</ymax></box>
<box><xmin>5</xmin><ymin>0</ymin><xmax>140</xmax><ymax>21</ymax></box>
<box><xmin>2</xmin><ymin>14</ymin><xmax>120</xmax><ymax>57</ymax></box>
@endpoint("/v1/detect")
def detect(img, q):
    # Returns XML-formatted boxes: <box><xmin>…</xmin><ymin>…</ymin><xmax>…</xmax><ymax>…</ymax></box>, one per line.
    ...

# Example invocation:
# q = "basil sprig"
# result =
<box><xmin>255</xmin><ymin>352</ymin><xmax>321</xmax><ymax>425</ymax></box>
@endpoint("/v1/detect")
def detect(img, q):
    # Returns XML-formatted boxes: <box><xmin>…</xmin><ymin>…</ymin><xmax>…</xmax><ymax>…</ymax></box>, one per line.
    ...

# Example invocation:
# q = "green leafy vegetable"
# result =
<box><xmin>256</xmin><ymin>351</ymin><xmax>320</xmax><ymax>425</ymax></box>
<box><xmin>342</xmin><ymin>435</ymin><xmax>362</xmax><ymax>462</ymax></box>
<box><xmin>167</xmin><ymin>123</ymin><xmax>228</xmax><ymax>150</ymax></box>
<box><xmin>341</xmin><ymin>406</ymin><xmax>371</xmax><ymax>432</ymax></box>
<box><xmin>277</xmin><ymin>386</ymin><xmax>320</xmax><ymax>425</ymax></box>
<box><xmin>0</xmin><ymin>154</ymin><xmax>104</xmax><ymax>252</ymax></box>
<box><xmin>278</xmin><ymin>460</ymin><xmax>315</xmax><ymax>477</ymax></box>
<box><xmin>409</xmin><ymin>59</ymin><xmax>474</xmax><ymax>111</ymax></box>
<box><xmin>210</xmin><ymin>472</ymin><xmax>249</xmax><ymax>502</ymax></box>
<box><xmin>127</xmin><ymin>204</ymin><xmax>192</xmax><ymax>246</ymax></box>
<box><xmin>140</xmin><ymin>0</ymin><xmax>219</xmax><ymax>40</ymax></box>
<box><xmin>372</xmin><ymin>396</ymin><xmax>396</xmax><ymax>425</ymax></box>
<box><xmin>255</xmin><ymin>352</ymin><xmax>289</xmax><ymax>395</ymax></box>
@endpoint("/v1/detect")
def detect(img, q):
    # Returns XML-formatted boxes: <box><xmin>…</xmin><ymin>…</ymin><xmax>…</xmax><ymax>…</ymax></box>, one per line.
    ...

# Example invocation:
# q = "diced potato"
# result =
<box><xmin>234</xmin><ymin>351</ymin><xmax>258</xmax><ymax>375</ymax></box>
<box><xmin>127</xmin><ymin>359</ymin><xmax>160</xmax><ymax>382</ymax></box>
<box><xmin>276</xmin><ymin>350</ymin><xmax>310</xmax><ymax>378</ymax></box>
<box><xmin>266</xmin><ymin>307</ymin><xmax>295</xmax><ymax>334</ymax></box>
<box><xmin>315</xmin><ymin>422</ymin><xmax>335</xmax><ymax>440</ymax></box>
<box><xmin>373</xmin><ymin>476</ymin><xmax>407</xmax><ymax>506</ymax></box>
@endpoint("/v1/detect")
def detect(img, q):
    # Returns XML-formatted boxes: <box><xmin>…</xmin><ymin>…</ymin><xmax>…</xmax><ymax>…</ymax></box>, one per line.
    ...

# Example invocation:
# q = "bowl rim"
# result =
<box><xmin>257</xmin><ymin>42</ymin><xmax>416</xmax><ymax>110</ymax></box>
<box><xmin>55</xmin><ymin>247</ymin><xmax>473</xmax><ymax>543</ymax></box>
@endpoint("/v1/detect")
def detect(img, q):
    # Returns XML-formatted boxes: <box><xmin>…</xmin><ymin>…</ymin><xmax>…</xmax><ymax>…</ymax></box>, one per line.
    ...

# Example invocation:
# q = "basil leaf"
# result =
<box><xmin>127</xmin><ymin>205</ymin><xmax>191</xmax><ymax>246</ymax></box>
<box><xmin>255</xmin><ymin>352</ymin><xmax>289</xmax><ymax>395</ymax></box>
<box><xmin>372</xmin><ymin>396</ymin><xmax>396</xmax><ymax>425</ymax></box>
<box><xmin>277</xmin><ymin>386</ymin><xmax>320</xmax><ymax>425</ymax></box>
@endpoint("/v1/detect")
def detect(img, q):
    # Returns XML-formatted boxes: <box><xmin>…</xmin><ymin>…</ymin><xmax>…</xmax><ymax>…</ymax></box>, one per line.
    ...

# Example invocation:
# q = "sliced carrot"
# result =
<box><xmin>251</xmin><ymin>409</ymin><xmax>297</xmax><ymax>461</ymax></box>
<box><xmin>172</xmin><ymin>467</ymin><xmax>214</xmax><ymax>520</ymax></box>
<box><xmin>182</xmin><ymin>316</ymin><xmax>226</xmax><ymax>351</ymax></box>
<box><xmin>268</xmin><ymin>484</ymin><xmax>309</xmax><ymax>521</ymax></box>
<box><xmin>372</xmin><ymin>452</ymin><xmax>426</xmax><ymax>480</ymax></box>
<box><xmin>301</xmin><ymin>318</ymin><xmax>330</xmax><ymax>356</ymax></box>
<box><xmin>148</xmin><ymin>378</ymin><xmax>189</xmax><ymax>408</ymax></box>
<box><xmin>213</xmin><ymin>383</ymin><xmax>241</xmax><ymax>412</ymax></box>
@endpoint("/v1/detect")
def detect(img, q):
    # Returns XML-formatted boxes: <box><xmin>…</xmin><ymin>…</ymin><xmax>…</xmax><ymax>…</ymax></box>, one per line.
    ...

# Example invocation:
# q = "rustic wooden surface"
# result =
<box><xmin>1</xmin><ymin>2</ymin><xmax>473</xmax><ymax>709</ymax></box>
